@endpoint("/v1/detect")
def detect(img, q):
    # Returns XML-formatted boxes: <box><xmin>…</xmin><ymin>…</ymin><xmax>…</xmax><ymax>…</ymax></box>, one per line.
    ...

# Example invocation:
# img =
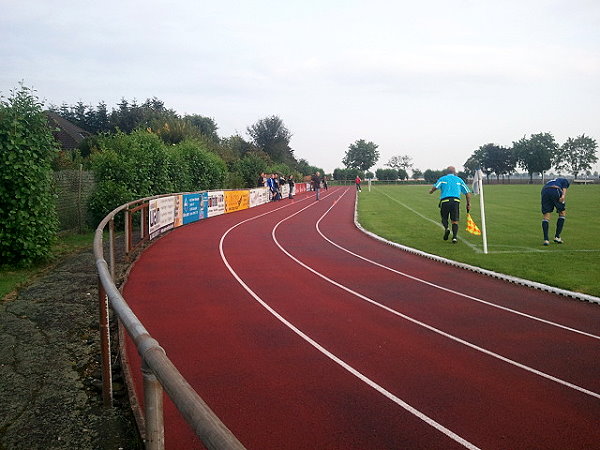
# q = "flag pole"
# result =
<box><xmin>477</xmin><ymin>173</ymin><xmax>488</xmax><ymax>254</ymax></box>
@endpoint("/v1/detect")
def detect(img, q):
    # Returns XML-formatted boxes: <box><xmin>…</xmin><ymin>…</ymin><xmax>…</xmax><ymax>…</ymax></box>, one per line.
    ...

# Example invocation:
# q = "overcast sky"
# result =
<box><xmin>2</xmin><ymin>0</ymin><xmax>599</xmax><ymax>174</ymax></box>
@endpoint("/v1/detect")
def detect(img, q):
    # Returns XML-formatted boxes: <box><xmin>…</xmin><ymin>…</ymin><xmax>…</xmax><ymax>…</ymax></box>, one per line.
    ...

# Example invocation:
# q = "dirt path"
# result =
<box><xmin>0</xmin><ymin>246</ymin><xmax>141</xmax><ymax>449</ymax></box>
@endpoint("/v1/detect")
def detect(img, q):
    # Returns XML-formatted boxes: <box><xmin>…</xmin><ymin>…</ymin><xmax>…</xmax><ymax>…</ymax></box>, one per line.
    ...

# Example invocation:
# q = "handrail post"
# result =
<box><xmin>109</xmin><ymin>218</ymin><xmax>115</xmax><ymax>280</ymax></box>
<box><xmin>143</xmin><ymin>361</ymin><xmax>165</xmax><ymax>450</ymax></box>
<box><xmin>124</xmin><ymin>208</ymin><xmax>130</xmax><ymax>257</ymax></box>
<box><xmin>98</xmin><ymin>277</ymin><xmax>113</xmax><ymax>407</ymax></box>
<box><xmin>140</xmin><ymin>203</ymin><xmax>146</xmax><ymax>240</ymax></box>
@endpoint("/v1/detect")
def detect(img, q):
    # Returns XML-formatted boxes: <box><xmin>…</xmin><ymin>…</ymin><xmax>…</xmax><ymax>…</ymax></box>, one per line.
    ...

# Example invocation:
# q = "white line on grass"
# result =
<box><xmin>318</xmin><ymin>201</ymin><xmax>600</xmax><ymax>340</ymax></box>
<box><xmin>374</xmin><ymin>188</ymin><xmax>482</xmax><ymax>253</ymax></box>
<box><xmin>219</xmin><ymin>189</ymin><xmax>481</xmax><ymax>450</ymax></box>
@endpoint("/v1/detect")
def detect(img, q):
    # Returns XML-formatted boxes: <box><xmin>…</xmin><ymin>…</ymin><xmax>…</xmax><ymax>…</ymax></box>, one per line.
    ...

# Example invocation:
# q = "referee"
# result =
<box><xmin>429</xmin><ymin>166</ymin><xmax>472</xmax><ymax>243</ymax></box>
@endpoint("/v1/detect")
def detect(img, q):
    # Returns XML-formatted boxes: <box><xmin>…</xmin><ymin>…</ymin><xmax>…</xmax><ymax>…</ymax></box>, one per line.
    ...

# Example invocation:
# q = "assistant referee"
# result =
<box><xmin>429</xmin><ymin>166</ymin><xmax>472</xmax><ymax>243</ymax></box>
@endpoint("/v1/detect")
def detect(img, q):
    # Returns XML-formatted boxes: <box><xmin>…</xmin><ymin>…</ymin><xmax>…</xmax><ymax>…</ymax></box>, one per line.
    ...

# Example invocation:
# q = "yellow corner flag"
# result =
<box><xmin>466</xmin><ymin>213</ymin><xmax>481</xmax><ymax>235</ymax></box>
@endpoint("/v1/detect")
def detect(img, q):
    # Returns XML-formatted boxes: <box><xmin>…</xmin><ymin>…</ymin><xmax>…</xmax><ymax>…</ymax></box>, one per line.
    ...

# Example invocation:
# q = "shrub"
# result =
<box><xmin>0</xmin><ymin>85</ymin><xmax>59</xmax><ymax>266</ymax></box>
<box><xmin>170</xmin><ymin>139</ymin><xmax>227</xmax><ymax>191</ymax></box>
<box><xmin>87</xmin><ymin>134</ymin><xmax>227</xmax><ymax>227</ymax></box>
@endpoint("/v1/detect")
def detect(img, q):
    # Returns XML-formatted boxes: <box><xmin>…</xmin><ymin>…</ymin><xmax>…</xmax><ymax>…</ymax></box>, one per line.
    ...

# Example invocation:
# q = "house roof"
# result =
<box><xmin>45</xmin><ymin>111</ymin><xmax>91</xmax><ymax>150</ymax></box>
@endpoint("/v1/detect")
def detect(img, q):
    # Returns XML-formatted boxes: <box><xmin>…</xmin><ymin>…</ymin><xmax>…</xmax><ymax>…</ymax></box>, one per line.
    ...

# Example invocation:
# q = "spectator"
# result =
<box><xmin>288</xmin><ymin>175</ymin><xmax>295</xmax><ymax>199</ymax></box>
<box><xmin>312</xmin><ymin>171</ymin><xmax>322</xmax><ymax>201</ymax></box>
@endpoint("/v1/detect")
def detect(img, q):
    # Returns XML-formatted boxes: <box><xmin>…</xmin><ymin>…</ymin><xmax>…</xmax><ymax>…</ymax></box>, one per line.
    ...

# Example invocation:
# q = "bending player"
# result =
<box><xmin>540</xmin><ymin>177</ymin><xmax>570</xmax><ymax>246</ymax></box>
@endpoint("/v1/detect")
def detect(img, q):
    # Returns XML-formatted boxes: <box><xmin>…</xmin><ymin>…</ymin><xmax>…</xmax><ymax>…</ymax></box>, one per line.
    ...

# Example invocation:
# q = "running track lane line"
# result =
<box><xmin>219</xmin><ymin>189</ymin><xmax>481</xmax><ymax>450</ymax></box>
<box><xmin>318</xmin><ymin>193</ymin><xmax>600</xmax><ymax>341</ymax></box>
<box><xmin>270</xmin><ymin>188</ymin><xmax>600</xmax><ymax>401</ymax></box>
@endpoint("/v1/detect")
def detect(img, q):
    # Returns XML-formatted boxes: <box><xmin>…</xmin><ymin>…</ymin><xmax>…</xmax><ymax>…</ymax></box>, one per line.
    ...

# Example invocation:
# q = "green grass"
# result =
<box><xmin>0</xmin><ymin>231</ymin><xmax>96</xmax><ymax>299</ymax></box>
<box><xmin>357</xmin><ymin>184</ymin><xmax>600</xmax><ymax>297</ymax></box>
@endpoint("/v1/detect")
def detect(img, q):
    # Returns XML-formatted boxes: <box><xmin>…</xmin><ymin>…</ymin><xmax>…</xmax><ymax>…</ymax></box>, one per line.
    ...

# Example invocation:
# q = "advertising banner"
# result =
<box><xmin>149</xmin><ymin>196</ymin><xmax>176</xmax><ymax>239</ymax></box>
<box><xmin>279</xmin><ymin>184</ymin><xmax>289</xmax><ymax>199</ymax></box>
<box><xmin>174</xmin><ymin>195</ymin><xmax>184</xmax><ymax>228</ymax></box>
<box><xmin>183</xmin><ymin>193</ymin><xmax>207</xmax><ymax>225</ymax></box>
<box><xmin>199</xmin><ymin>192</ymin><xmax>209</xmax><ymax>220</ymax></box>
<box><xmin>225</xmin><ymin>190</ymin><xmax>250</xmax><ymax>214</ymax></box>
<box><xmin>207</xmin><ymin>191</ymin><xmax>225</xmax><ymax>217</ymax></box>
<box><xmin>250</xmin><ymin>187</ymin><xmax>270</xmax><ymax>207</ymax></box>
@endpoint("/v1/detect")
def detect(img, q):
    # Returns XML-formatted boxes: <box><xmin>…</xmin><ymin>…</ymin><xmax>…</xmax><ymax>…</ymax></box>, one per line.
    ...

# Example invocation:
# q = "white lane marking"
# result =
<box><xmin>375</xmin><ymin>188</ymin><xmax>481</xmax><ymax>252</ymax></box>
<box><xmin>270</xmin><ymin>192</ymin><xmax>600</xmax><ymax>400</ymax></box>
<box><xmin>219</xmin><ymin>196</ymin><xmax>481</xmax><ymax>450</ymax></box>
<box><xmin>318</xmin><ymin>196</ymin><xmax>600</xmax><ymax>341</ymax></box>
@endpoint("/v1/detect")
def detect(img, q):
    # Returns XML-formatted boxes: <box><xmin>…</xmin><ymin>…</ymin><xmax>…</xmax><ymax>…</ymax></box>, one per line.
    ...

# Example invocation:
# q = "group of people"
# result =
<box><xmin>258</xmin><ymin>173</ymin><xmax>296</xmax><ymax>201</ymax></box>
<box><xmin>430</xmin><ymin>166</ymin><xmax>569</xmax><ymax>246</ymax></box>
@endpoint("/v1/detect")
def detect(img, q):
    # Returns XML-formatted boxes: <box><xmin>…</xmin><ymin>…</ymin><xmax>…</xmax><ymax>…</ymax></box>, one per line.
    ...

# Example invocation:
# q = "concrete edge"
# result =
<box><xmin>353</xmin><ymin>194</ymin><xmax>600</xmax><ymax>305</ymax></box>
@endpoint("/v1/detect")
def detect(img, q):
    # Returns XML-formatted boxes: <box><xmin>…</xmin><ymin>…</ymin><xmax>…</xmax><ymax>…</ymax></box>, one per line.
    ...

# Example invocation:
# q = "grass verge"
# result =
<box><xmin>0</xmin><ymin>231</ymin><xmax>96</xmax><ymax>299</ymax></box>
<box><xmin>357</xmin><ymin>184</ymin><xmax>600</xmax><ymax>297</ymax></box>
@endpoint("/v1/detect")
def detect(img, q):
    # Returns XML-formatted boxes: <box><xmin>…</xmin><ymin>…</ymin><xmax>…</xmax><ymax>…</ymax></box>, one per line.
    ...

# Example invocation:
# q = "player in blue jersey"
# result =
<box><xmin>541</xmin><ymin>177</ymin><xmax>570</xmax><ymax>245</ymax></box>
<box><xmin>429</xmin><ymin>166</ymin><xmax>472</xmax><ymax>243</ymax></box>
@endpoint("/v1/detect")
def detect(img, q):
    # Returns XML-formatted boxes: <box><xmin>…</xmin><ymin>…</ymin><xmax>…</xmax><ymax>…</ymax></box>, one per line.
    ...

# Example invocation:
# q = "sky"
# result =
<box><xmin>2</xmin><ymin>0</ymin><xmax>600</xmax><ymax>175</ymax></box>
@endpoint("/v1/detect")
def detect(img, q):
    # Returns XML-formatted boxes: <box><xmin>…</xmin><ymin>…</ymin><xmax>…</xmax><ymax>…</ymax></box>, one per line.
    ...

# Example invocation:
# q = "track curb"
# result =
<box><xmin>353</xmin><ymin>194</ymin><xmax>600</xmax><ymax>305</ymax></box>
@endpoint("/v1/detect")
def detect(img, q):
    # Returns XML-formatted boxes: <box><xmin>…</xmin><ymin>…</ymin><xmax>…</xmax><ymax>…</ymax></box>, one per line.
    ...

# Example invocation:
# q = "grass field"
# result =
<box><xmin>356</xmin><ymin>184</ymin><xmax>600</xmax><ymax>298</ymax></box>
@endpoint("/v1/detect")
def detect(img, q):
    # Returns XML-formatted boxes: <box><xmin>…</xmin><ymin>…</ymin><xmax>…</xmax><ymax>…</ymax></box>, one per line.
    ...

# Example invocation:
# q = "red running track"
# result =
<box><xmin>122</xmin><ymin>186</ymin><xmax>600</xmax><ymax>449</ymax></box>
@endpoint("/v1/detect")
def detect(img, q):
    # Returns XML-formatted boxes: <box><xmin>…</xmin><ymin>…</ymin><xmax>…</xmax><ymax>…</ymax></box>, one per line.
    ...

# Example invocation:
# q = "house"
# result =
<box><xmin>45</xmin><ymin>111</ymin><xmax>91</xmax><ymax>150</ymax></box>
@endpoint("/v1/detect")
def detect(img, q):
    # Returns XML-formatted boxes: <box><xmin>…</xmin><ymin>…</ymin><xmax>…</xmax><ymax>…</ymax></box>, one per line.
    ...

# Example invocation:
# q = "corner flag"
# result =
<box><xmin>472</xmin><ymin>169</ymin><xmax>483</xmax><ymax>195</ymax></box>
<box><xmin>471</xmin><ymin>169</ymin><xmax>488</xmax><ymax>254</ymax></box>
<box><xmin>466</xmin><ymin>213</ymin><xmax>481</xmax><ymax>235</ymax></box>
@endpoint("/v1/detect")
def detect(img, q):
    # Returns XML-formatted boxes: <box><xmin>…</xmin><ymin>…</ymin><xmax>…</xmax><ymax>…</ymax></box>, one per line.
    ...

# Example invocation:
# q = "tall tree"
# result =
<box><xmin>465</xmin><ymin>143</ymin><xmax>515</xmax><ymax>181</ymax></box>
<box><xmin>185</xmin><ymin>114</ymin><xmax>219</xmax><ymax>142</ymax></box>
<box><xmin>512</xmin><ymin>133</ymin><xmax>558</xmax><ymax>182</ymax></box>
<box><xmin>342</xmin><ymin>139</ymin><xmax>379</xmax><ymax>171</ymax></box>
<box><xmin>247</xmin><ymin>115</ymin><xmax>295</xmax><ymax>165</ymax></box>
<box><xmin>385</xmin><ymin>154</ymin><xmax>413</xmax><ymax>172</ymax></box>
<box><xmin>554</xmin><ymin>134</ymin><xmax>598</xmax><ymax>178</ymax></box>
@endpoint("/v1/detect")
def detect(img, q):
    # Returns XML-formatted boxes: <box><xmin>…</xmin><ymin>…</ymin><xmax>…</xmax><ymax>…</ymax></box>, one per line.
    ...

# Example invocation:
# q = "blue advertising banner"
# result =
<box><xmin>182</xmin><ymin>193</ymin><xmax>201</xmax><ymax>224</ymax></box>
<box><xmin>199</xmin><ymin>192</ymin><xmax>208</xmax><ymax>219</ymax></box>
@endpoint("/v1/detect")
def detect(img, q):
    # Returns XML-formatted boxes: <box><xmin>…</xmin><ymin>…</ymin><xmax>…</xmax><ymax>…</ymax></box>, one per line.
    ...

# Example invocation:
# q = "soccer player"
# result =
<box><xmin>429</xmin><ymin>166</ymin><xmax>472</xmax><ymax>243</ymax></box>
<box><xmin>541</xmin><ymin>177</ymin><xmax>570</xmax><ymax>246</ymax></box>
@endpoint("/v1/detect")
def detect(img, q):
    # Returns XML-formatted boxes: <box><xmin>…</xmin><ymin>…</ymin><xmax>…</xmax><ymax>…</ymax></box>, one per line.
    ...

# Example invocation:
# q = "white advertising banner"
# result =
<box><xmin>207</xmin><ymin>191</ymin><xmax>225</xmax><ymax>217</ymax></box>
<box><xmin>149</xmin><ymin>196</ymin><xmax>176</xmax><ymax>239</ymax></box>
<box><xmin>250</xmin><ymin>187</ymin><xmax>270</xmax><ymax>207</ymax></box>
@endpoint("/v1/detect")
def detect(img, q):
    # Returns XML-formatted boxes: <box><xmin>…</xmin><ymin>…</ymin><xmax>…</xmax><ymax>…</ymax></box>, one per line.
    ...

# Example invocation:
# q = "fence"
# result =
<box><xmin>94</xmin><ymin>183</ymin><xmax>312</xmax><ymax>449</ymax></box>
<box><xmin>53</xmin><ymin>168</ymin><xmax>95</xmax><ymax>232</ymax></box>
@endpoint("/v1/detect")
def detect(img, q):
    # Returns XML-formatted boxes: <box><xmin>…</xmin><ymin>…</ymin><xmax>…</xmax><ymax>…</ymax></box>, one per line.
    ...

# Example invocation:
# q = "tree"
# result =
<box><xmin>554</xmin><ymin>134</ymin><xmax>598</xmax><ymax>178</ymax></box>
<box><xmin>412</xmin><ymin>168</ymin><xmax>423</xmax><ymax>179</ymax></box>
<box><xmin>513</xmin><ymin>133</ymin><xmax>558</xmax><ymax>182</ymax></box>
<box><xmin>184</xmin><ymin>114</ymin><xmax>219</xmax><ymax>142</ymax></box>
<box><xmin>0</xmin><ymin>84</ymin><xmax>59</xmax><ymax>265</ymax></box>
<box><xmin>375</xmin><ymin>168</ymin><xmax>398</xmax><ymax>180</ymax></box>
<box><xmin>333</xmin><ymin>167</ymin><xmax>363</xmax><ymax>181</ymax></box>
<box><xmin>342</xmin><ymin>139</ymin><xmax>379</xmax><ymax>171</ymax></box>
<box><xmin>465</xmin><ymin>143</ymin><xmax>515</xmax><ymax>181</ymax></box>
<box><xmin>423</xmin><ymin>169</ymin><xmax>444</xmax><ymax>183</ymax></box>
<box><xmin>386</xmin><ymin>154</ymin><xmax>413</xmax><ymax>172</ymax></box>
<box><xmin>247</xmin><ymin>115</ymin><xmax>295</xmax><ymax>165</ymax></box>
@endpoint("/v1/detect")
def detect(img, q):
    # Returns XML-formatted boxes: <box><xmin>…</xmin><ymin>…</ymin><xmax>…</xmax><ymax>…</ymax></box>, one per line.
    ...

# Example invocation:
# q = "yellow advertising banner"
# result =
<box><xmin>225</xmin><ymin>190</ymin><xmax>250</xmax><ymax>213</ymax></box>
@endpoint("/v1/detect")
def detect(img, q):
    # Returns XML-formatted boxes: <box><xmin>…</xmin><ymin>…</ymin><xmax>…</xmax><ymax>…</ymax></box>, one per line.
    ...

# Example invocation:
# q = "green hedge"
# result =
<box><xmin>87</xmin><ymin>131</ymin><xmax>226</xmax><ymax>226</ymax></box>
<box><xmin>0</xmin><ymin>85</ymin><xmax>59</xmax><ymax>266</ymax></box>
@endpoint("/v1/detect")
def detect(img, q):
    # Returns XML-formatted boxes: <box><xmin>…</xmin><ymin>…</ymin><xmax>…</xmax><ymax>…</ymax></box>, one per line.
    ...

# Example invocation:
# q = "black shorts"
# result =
<box><xmin>439</xmin><ymin>197</ymin><xmax>460</xmax><ymax>222</ymax></box>
<box><xmin>541</xmin><ymin>188</ymin><xmax>565</xmax><ymax>214</ymax></box>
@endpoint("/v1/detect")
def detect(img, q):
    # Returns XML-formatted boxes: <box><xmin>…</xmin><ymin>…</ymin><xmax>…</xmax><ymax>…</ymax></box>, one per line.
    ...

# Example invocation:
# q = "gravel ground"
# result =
<box><xmin>0</xmin><ymin>246</ymin><xmax>142</xmax><ymax>449</ymax></box>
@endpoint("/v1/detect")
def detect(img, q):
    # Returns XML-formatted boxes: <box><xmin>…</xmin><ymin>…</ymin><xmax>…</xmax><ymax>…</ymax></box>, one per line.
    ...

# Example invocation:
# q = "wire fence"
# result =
<box><xmin>53</xmin><ymin>168</ymin><xmax>96</xmax><ymax>232</ymax></box>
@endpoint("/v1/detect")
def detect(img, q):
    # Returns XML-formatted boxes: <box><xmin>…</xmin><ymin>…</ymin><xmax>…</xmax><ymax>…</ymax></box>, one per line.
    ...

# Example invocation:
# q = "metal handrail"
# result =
<box><xmin>93</xmin><ymin>193</ymin><xmax>246</xmax><ymax>450</ymax></box>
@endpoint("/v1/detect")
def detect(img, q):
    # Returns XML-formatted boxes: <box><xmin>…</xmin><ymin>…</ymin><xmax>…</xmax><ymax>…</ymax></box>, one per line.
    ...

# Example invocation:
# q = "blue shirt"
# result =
<box><xmin>543</xmin><ymin>178</ymin><xmax>570</xmax><ymax>190</ymax></box>
<box><xmin>433</xmin><ymin>174</ymin><xmax>471</xmax><ymax>199</ymax></box>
